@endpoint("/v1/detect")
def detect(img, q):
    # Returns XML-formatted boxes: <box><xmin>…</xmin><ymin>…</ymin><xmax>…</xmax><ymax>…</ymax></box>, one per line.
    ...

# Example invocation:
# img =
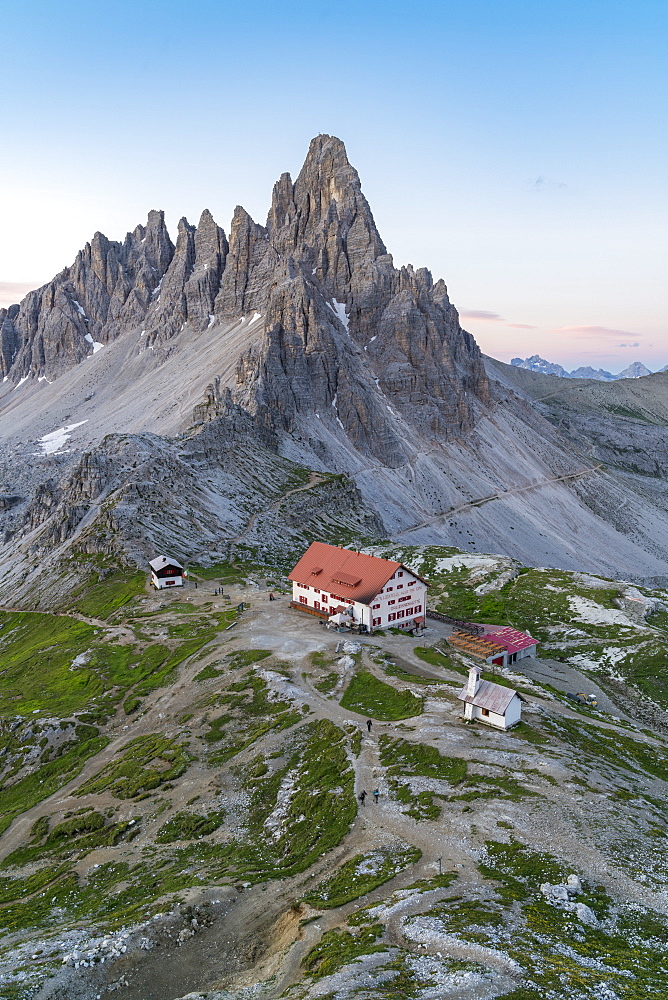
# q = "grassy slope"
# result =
<box><xmin>373</xmin><ymin>544</ymin><xmax>668</xmax><ymax>709</ymax></box>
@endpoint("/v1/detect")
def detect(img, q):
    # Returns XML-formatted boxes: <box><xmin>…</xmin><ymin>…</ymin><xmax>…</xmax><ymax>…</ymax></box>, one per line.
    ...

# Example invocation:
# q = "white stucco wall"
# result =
<box><xmin>152</xmin><ymin>572</ymin><xmax>183</xmax><ymax>590</ymax></box>
<box><xmin>291</xmin><ymin>567</ymin><xmax>426</xmax><ymax>630</ymax></box>
<box><xmin>472</xmin><ymin>695</ymin><xmax>522</xmax><ymax>730</ymax></box>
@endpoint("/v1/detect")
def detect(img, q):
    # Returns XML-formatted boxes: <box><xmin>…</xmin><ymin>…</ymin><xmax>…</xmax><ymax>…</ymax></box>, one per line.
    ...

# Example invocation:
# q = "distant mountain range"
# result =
<box><xmin>511</xmin><ymin>355</ymin><xmax>667</xmax><ymax>381</ymax></box>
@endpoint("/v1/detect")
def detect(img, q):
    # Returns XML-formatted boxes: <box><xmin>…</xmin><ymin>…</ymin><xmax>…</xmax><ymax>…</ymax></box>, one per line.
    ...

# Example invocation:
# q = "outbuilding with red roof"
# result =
<box><xmin>480</xmin><ymin>625</ymin><xmax>538</xmax><ymax>665</ymax></box>
<box><xmin>288</xmin><ymin>542</ymin><xmax>428</xmax><ymax>633</ymax></box>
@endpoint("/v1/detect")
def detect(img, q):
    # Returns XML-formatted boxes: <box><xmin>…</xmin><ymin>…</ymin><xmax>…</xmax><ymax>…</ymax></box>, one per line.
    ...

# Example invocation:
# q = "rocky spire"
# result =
<box><xmin>214</xmin><ymin>207</ymin><xmax>278</xmax><ymax>319</ymax></box>
<box><xmin>145</xmin><ymin>210</ymin><xmax>230</xmax><ymax>344</ymax></box>
<box><xmin>184</xmin><ymin>209</ymin><xmax>228</xmax><ymax>329</ymax></box>
<box><xmin>266</xmin><ymin>134</ymin><xmax>388</xmax><ymax>304</ymax></box>
<box><xmin>1</xmin><ymin>211</ymin><xmax>176</xmax><ymax>380</ymax></box>
<box><xmin>0</xmin><ymin>135</ymin><xmax>489</xmax><ymax>456</ymax></box>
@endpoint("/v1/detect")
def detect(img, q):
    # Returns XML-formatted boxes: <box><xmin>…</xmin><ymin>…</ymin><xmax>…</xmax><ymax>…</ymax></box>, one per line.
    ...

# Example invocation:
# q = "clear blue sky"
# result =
<box><xmin>1</xmin><ymin>0</ymin><xmax>666</xmax><ymax>370</ymax></box>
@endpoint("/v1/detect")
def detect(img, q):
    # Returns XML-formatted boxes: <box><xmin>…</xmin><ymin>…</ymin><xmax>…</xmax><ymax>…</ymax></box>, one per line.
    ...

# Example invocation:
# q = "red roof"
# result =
<box><xmin>481</xmin><ymin>625</ymin><xmax>537</xmax><ymax>655</ymax></box>
<box><xmin>289</xmin><ymin>542</ymin><xmax>426</xmax><ymax>606</ymax></box>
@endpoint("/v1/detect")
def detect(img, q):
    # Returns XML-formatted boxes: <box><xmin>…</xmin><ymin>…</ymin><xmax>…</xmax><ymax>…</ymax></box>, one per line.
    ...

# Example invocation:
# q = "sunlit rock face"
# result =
<box><xmin>0</xmin><ymin>135</ymin><xmax>488</xmax><ymax>469</ymax></box>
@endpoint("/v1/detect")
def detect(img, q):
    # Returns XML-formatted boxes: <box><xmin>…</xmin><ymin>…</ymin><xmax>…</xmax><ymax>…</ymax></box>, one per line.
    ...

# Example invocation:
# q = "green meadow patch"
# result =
<box><xmin>156</xmin><ymin>810</ymin><xmax>225</xmax><ymax>843</ymax></box>
<box><xmin>76</xmin><ymin>734</ymin><xmax>192</xmax><ymax>800</ymax></box>
<box><xmin>303</xmin><ymin>845</ymin><xmax>421</xmax><ymax>909</ymax></box>
<box><xmin>378</xmin><ymin>735</ymin><xmax>466</xmax><ymax>820</ymax></box>
<box><xmin>340</xmin><ymin>671</ymin><xmax>423</xmax><ymax>720</ymax></box>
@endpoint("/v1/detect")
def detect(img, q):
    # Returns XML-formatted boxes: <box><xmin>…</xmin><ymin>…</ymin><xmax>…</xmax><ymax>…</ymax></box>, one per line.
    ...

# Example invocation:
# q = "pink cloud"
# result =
<box><xmin>506</xmin><ymin>323</ymin><xmax>536</xmax><ymax>329</ymax></box>
<box><xmin>557</xmin><ymin>325</ymin><xmax>643</xmax><ymax>341</ymax></box>
<box><xmin>460</xmin><ymin>309</ymin><xmax>504</xmax><ymax>321</ymax></box>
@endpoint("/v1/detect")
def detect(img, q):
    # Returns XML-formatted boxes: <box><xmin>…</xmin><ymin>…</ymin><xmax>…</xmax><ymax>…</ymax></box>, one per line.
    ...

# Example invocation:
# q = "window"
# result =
<box><xmin>314</xmin><ymin>589</ymin><xmax>320</xmax><ymax>594</ymax></box>
<box><xmin>314</xmin><ymin>601</ymin><xmax>320</xmax><ymax>610</ymax></box>
<box><xmin>299</xmin><ymin>596</ymin><xmax>307</xmax><ymax>604</ymax></box>
<box><xmin>414</xmin><ymin>605</ymin><xmax>422</xmax><ymax>613</ymax></box>
<box><xmin>372</xmin><ymin>604</ymin><xmax>380</xmax><ymax>610</ymax></box>
<box><xmin>399</xmin><ymin>595</ymin><xmax>410</xmax><ymax>603</ymax></box>
<box><xmin>372</xmin><ymin>617</ymin><xmax>381</xmax><ymax>626</ymax></box>
<box><xmin>388</xmin><ymin>599</ymin><xmax>395</xmax><ymax>606</ymax></box>
<box><xmin>409</xmin><ymin>581</ymin><xmax>415</xmax><ymax>587</ymax></box>
<box><xmin>398</xmin><ymin>571</ymin><xmax>403</xmax><ymax>577</ymax></box>
<box><xmin>481</xmin><ymin>708</ymin><xmax>490</xmax><ymax>717</ymax></box>
<box><xmin>397</xmin><ymin>584</ymin><xmax>403</xmax><ymax>590</ymax></box>
<box><xmin>386</xmin><ymin>586</ymin><xmax>393</xmax><ymax>592</ymax></box>
<box><xmin>396</xmin><ymin>610</ymin><xmax>404</xmax><ymax>618</ymax></box>
<box><xmin>388</xmin><ymin>613</ymin><xmax>396</xmax><ymax>622</ymax></box>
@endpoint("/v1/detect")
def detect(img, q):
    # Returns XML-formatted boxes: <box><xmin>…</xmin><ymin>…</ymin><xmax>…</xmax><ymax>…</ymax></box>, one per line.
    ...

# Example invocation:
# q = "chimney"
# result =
<box><xmin>466</xmin><ymin>663</ymin><xmax>481</xmax><ymax>699</ymax></box>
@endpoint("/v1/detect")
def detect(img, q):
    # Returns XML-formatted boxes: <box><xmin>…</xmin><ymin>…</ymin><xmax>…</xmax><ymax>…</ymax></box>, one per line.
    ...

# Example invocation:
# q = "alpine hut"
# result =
<box><xmin>288</xmin><ymin>542</ymin><xmax>428</xmax><ymax>633</ymax></box>
<box><xmin>149</xmin><ymin>555</ymin><xmax>184</xmax><ymax>590</ymax></box>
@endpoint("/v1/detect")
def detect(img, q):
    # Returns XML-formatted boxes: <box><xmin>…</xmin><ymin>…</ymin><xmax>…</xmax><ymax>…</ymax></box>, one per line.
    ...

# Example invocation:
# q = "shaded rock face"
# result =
<box><xmin>1</xmin><ymin>135</ymin><xmax>489</xmax><ymax>466</ymax></box>
<box><xmin>228</xmin><ymin>135</ymin><xmax>489</xmax><ymax>462</ymax></box>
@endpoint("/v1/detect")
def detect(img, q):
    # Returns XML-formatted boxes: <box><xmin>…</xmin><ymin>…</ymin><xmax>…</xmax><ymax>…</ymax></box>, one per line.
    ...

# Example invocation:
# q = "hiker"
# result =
<box><xmin>358</xmin><ymin>790</ymin><xmax>367</xmax><ymax>806</ymax></box>
<box><xmin>269</xmin><ymin>592</ymin><xmax>275</xmax><ymax>601</ymax></box>
<box><xmin>366</xmin><ymin>719</ymin><xmax>373</xmax><ymax>733</ymax></box>
<box><xmin>194</xmin><ymin>581</ymin><xmax>197</xmax><ymax>590</ymax></box>
<box><xmin>373</xmin><ymin>789</ymin><xmax>380</xmax><ymax>803</ymax></box>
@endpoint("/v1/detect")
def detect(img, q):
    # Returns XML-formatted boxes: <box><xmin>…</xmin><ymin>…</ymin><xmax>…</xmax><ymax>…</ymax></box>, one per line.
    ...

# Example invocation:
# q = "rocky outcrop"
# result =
<box><xmin>6</xmin><ymin>408</ymin><xmax>384</xmax><ymax>607</ymax></box>
<box><xmin>145</xmin><ymin>210</ymin><xmax>229</xmax><ymax>345</ymax></box>
<box><xmin>1</xmin><ymin>211</ymin><xmax>175</xmax><ymax>380</ymax></box>
<box><xmin>213</xmin><ymin>207</ymin><xmax>277</xmax><ymax>319</ymax></box>
<box><xmin>226</xmin><ymin>135</ymin><xmax>488</xmax><ymax>455</ymax></box>
<box><xmin>1</xmin><ymin>134</ymin><xmax>489</xmax><ymax>466</ymax></box>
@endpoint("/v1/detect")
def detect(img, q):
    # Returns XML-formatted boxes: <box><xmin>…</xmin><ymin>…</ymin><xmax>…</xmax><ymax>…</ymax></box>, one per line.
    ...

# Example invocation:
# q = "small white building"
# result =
<box><xmin>149</xmin><ymin>555</ymin><xmax>184</xmax><ymax>590</ymax></box>
<box><xmin>288</xmin><ymin>542</ymin><xmax>428</xmax><ymax>633</ymax></box>
<box><xmin>457</xmin><ymin>664</ymin><xmax>523</xmax><ymax>730</ymax></box>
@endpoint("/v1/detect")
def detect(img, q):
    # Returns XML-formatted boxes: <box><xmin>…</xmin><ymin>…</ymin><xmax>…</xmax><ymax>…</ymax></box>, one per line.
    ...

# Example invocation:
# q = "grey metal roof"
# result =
<box><xmin>457</xmin><ymin>679</ymin><xmax>518</xmax><ymax>715</ymax></box>
<box><xmin>149</xmin><ymin>555</ymin><xmax>183</xmax><ymax>572</ymax></box>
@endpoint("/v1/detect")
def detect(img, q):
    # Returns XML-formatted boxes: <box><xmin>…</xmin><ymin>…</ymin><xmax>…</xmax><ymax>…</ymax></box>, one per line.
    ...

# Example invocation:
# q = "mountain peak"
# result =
<box><xmin>511</xmin><ymin>355</ymin><xmax>661</xmax><ymax>381</ymax></box>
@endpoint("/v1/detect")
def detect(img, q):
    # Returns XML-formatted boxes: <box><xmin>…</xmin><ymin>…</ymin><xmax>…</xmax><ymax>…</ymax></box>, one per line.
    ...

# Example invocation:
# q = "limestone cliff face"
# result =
<box><xmin>1</xmin><ymin>211</ymin><xmax>175</xmax><ymax>379</ymax></box>
<box><xmin>1</xmin><ymin>135</ymin><xmax>489</xmax><ymax>464</ymax></box>
<box><xmin>145</xmin><ymin>210</ymin><xmax>229</xmax><ymax>345</ymax></box>
<box><xmin>229</xmin><ymin>135</ymin><xmax>489</xmax><ymax>459</ymax></box>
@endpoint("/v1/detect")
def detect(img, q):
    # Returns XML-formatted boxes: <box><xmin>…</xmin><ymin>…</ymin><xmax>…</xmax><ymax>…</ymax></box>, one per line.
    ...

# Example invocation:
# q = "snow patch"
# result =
<box><xmin>72</xmin><ymin>299</ymin><xmax>87</xmax><ymax>319</ymax></box>
<box><xmin>13</xmin><ymin>376</ymin><xmax>29</xmax><ymax>390</ymax></box>
<box><xmin>84</xmin><ymin>333</ymin><xmax>104</xmax><ymax>353</ymax></box>
<box><xmin>38</xmin><ymin>421</ymin><xmax>88</xmax><ymax>455</ymax></box>
<box><xmin>207</xmin><ymin>314</ymin><xmax>216</xmax><ymax>329</ymax></box>
<box><xmin>327</xmin><ymin>299</ymin><xmax>349</xmax><ymax>332</ymax></box>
